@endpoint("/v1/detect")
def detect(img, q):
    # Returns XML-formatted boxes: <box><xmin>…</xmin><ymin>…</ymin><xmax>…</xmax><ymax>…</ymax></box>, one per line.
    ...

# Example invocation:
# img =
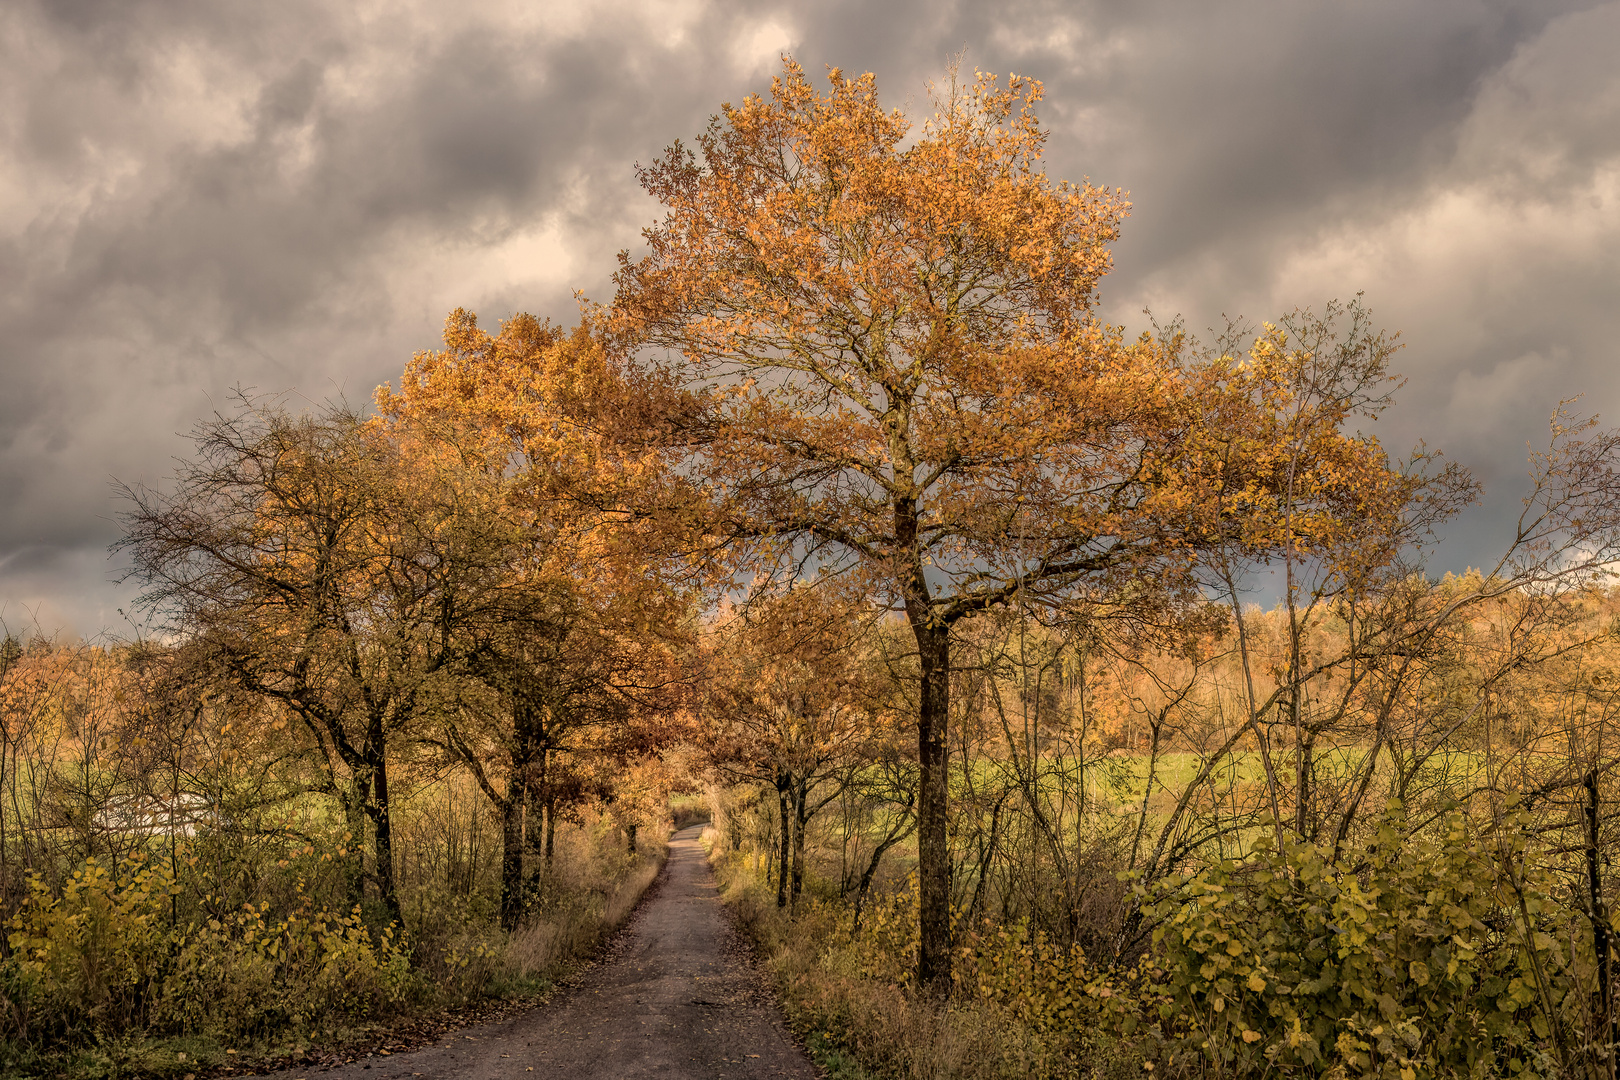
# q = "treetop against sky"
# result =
<box><xmin>0</xmin><ymin>0</ymin><xmax>1617</xmax><ymax>635</ymax></box>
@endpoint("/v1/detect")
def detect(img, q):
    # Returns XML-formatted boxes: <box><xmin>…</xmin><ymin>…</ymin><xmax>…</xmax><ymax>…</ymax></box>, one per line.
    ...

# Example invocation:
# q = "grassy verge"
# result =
<box><xmin>0</xmin><ymin>823</ymin><xmax>668</xmax><ymax>1080</ymax></box>
<box><xmin>706</xmin><ymin>829</ymin><xmax>1139</xmax><ymax>1080</ymax></box>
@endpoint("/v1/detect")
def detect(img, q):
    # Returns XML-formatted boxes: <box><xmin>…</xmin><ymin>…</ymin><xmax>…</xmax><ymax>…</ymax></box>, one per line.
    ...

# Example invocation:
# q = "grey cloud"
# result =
<box><xmin>1</xmin><ymin>0</ymin><xmax>1616</xmax><ymax>633</ymax></box>
<box><xmin>779</xmin><ymin>0</ymin><xmax>1596</xmax><ymax>260</ymax></box>
<box><xmin>1455</xmin><ymin>5</ymin><xmax>1620</xmax><ymax>195</ymax></box>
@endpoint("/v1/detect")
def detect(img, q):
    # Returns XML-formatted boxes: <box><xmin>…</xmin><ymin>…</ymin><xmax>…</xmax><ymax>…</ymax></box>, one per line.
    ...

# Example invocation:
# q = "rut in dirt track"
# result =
<box><xmin>249</xmin><ymin>824</ymin><xmax>817</xmax><ymax>1080</ymax></box>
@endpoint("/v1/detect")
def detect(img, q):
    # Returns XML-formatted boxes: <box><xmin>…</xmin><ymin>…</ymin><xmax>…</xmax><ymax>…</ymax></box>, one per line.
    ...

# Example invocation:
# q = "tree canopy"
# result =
<box><xmin>606</xmin><ymin>59</ymin><xmax>1445</xmax><ymax>989</ymax></box>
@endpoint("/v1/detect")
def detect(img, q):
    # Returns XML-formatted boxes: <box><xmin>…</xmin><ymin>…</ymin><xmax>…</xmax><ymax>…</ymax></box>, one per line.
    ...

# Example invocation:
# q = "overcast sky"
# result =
<box><xmin>2</xmin><ymin>0</ymin><xmax>1617</xmax><ymax>637</ymax></box>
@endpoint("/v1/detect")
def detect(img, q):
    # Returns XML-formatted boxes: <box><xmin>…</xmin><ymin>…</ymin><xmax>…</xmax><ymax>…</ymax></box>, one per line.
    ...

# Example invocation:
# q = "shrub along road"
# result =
<box><xmin>248</xmin><ymin>825</ymin><xmax>816</xmax><ymax>1080</ymax></box>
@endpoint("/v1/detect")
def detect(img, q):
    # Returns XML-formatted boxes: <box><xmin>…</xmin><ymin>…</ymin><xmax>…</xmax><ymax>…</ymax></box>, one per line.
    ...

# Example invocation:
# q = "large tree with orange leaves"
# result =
<box><xmin>609</xmin><ymin>60</ymin><xmax>1429</xmax><ymax>990</ymax></box>
<box><xmin>612</xmin><ymin>61</ymin><xmax>1209</xmax><ymax>990</ymax></box>
<box><xmin>376</xmin><ymin>310</ymin><xmax>699</xmax><ymax>925</ymax></box>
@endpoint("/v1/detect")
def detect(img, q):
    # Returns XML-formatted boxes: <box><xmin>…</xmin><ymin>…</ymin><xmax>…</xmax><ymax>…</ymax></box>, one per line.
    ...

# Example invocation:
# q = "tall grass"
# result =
<box><xmin>0</xmin><ymin>810</ymin><xmax>668</xmax><ymax>1079</ymax></box>
<box><xmin>710</xmin><ymin>836</ymin><xmax>1136</xmax><ymax>1080</ymax></box>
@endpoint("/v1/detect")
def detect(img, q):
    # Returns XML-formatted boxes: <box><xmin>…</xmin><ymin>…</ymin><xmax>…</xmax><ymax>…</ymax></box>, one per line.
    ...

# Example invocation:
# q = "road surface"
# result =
<box><xmin>249</xmin><ymin>824</ymin><xmax>817</xmax><ymax>1080</ymax></box>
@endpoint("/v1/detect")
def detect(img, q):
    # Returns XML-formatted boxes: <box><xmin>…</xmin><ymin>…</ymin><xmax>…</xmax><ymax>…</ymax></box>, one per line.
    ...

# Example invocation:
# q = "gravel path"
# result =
<box><xmin>249</xmin><ymin>824</ymin><xmax>817</xmax><ymax>1080</ymax></box>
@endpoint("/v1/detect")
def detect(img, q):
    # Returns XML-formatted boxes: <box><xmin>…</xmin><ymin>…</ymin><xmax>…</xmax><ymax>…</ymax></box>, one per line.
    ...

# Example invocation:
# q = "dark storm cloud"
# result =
<box><xmin>0</xmin><ymin>0</ymin><xmax>752</xmax><ymax>633</ymax></box>
<box><xmin>1</xmin><ymin>0</ymin><xmax>1616</xmax><ymax>634</ymax></box>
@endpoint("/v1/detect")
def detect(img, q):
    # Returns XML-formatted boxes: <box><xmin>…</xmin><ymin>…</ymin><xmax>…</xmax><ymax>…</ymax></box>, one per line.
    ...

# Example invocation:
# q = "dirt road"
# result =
<box><xmin>250</xmin><ymin>825</ymin><xmax>817</xmax><ymax>1080</ymax></box>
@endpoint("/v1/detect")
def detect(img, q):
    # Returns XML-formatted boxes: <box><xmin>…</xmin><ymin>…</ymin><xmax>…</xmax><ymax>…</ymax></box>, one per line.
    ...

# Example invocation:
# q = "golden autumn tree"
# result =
<box><xmin>608</xmin><ymin>60</ymin><xmax>1436</xmax><ymax>990</ymax></box>
<box><xmin>119</xmin><ymin>399</ymin><xmax>546</xmax><ymax>921</ymax></box>
<box><xmin>703</xmin><ymin>586</ymin><xmax>896</xmax><ymax>911</ymax></box>
<box><xmin>376</xmin><ymin>310</ymin><xmax>698</xmax><ymax>926</ymax></box>
<box><xmin>378</xmin><ymin>307</ymin><xmax>700</xmax><ymax>554</ymax></box>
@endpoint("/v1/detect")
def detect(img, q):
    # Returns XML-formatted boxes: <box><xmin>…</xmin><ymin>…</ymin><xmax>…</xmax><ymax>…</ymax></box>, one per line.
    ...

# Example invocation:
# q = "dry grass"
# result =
<box><xmin>714</xmin><ymin>853</ymin><xmax>1132</xmax><ymax>1080</ymax></box>
<box><xmin>497</xmin><ymin>823</ymin><xmax>667</xmax><ymax>987</ymax></box>
<box><xmin>499</xmin><ymin>857</ymin><xmax>663</xmax><ymax>981</ymax></box>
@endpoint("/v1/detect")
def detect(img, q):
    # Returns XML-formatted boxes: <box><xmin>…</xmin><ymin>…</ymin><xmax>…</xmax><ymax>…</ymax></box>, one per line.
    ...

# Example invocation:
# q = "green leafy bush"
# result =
<box><xmin>4</xmin><ymin>852</ymin><xmax>414</xmax><ymax>1045</ymax></box>
<box><xmin>3</xmin><ymin>856</ymin><xmax>173</xmax><ymax>1039</ymax></box>
<box><xmin>155</xmin><ymin>896</ymin><xmax>413</xmax><ymax>1038</ymax></box>
<box><xmin>1140</xmin><ymin>804</ymin><xmax>1574</xmax><ymax>1080</ymax></box>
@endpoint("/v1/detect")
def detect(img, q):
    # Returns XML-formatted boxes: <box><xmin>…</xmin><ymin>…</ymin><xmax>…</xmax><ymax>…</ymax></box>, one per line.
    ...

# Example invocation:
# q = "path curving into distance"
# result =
<box><xmin>250</xmin><ymin>824</ymin><xmax>817</xmax><ymax>1080</ymax></box>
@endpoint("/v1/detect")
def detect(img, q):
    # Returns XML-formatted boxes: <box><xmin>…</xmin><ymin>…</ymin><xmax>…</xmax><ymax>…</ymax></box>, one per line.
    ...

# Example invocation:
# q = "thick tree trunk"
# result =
<box><xmin>914</xmin><ymin>620</ymin><xmax>952</xmax><ymax>993</ymax></box>
<box><xmin>517</xmin><ymin>711</ymin><xmax>544</xmax><ymax>873</ymax></box>
<box><xmin>776</xmin><ymin>779</ymin><xmax>791</xmax><ymax>909</ymax></box>
<box><xmin>500</xmin><ymin>790</ymin><xmax>523</xmax><ymax>929</ymax></box>
<box><xmin>544</xmin><ymin>794</ymin><xmax>558</xmax><ymax>862</ymax></box>
<box><xmin>790</xmin><ymin>779</ymin><xmax>807</xmax><ymax>909</ymax></box>
<box><xmin>370</xmin><ymin>754</ymin><xmax>401</xmax><ymax>923</ymax></box>
<box><xmin>503</xmin><ymin>700</ymin><xmax>537</xmax><ymax>927</ymax></box>
<box><xmin>627</xmin><ymin>822</ymin><xmax>638</xmax><ymax>855</ymax></box>
<box><xmin>340</xmin><ymin>785</ymin><xmax>368</xmax><ymax>908</ymax></box>
<box><xmin>1586</xmin><ymin>770</ymin><xmax>1614</xmax><ymax>1049</ymax></box>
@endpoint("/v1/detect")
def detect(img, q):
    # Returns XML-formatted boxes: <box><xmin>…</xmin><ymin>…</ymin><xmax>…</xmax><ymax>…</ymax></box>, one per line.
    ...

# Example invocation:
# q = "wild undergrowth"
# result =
<box><xmin>0</xmin><ymin>817</ymin><xmax>666</xmax><ymax>1080</ymax></box>
<box><xmin>712</xmin><ymin>800</ymin><xmax>1617</xmax><ymax>1080</ymax></box>
<box><xmin>709</xmin><ymin>828</ymin><xmax>1142</xmax><ymax>1080</ymax></box>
